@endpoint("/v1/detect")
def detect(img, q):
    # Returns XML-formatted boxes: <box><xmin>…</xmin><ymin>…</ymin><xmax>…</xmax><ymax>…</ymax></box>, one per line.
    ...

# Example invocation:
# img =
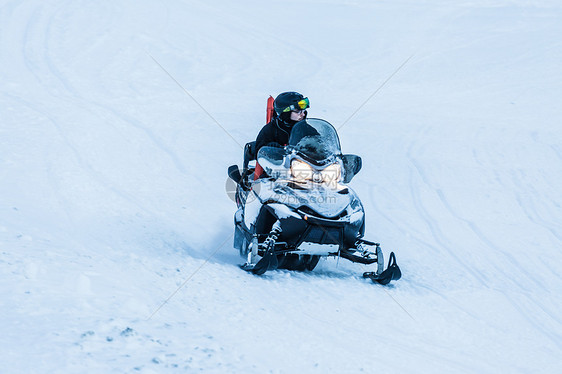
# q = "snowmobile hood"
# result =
<box><xmin>254</xmin><ymin>179</ymin><xmax>361</xmax><ymax>219</ymax></box>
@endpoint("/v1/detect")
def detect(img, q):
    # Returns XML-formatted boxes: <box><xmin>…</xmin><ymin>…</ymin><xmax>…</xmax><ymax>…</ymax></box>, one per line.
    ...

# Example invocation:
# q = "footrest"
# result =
<box><xmin>339</xmin><ymin>250</ymin><xmax>378</xmax><ymax>264</ymax></box>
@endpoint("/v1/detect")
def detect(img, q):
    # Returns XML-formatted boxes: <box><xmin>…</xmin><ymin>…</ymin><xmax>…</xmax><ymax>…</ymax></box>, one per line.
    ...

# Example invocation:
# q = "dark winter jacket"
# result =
<box><xmin>255</xmin><ymin>117</ymin><xmax>293</xmax><ymax>154</ymax></box>
<box><xmin>255</xmin><ymin>110</ymin><xmax>310</xmax><ymax>154</ymax></box>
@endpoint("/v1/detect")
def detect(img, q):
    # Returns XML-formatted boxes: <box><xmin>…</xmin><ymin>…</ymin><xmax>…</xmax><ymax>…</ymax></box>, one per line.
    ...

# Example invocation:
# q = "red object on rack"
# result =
<box><xmin>254</xmin><ymin>96</ymin><xmax>275</xmax><ymax>180</ymax></box>
<box><xmin>266</xmin><ymin>95</ymin><xmax>275</xmax><ymax>123</ymax></box>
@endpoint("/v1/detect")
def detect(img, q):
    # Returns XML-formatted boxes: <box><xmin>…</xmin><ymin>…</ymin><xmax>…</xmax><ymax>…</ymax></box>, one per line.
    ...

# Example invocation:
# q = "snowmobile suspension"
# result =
<box><xmin>250</xmin><ymin>221</ymin><xmax>282</xmax><ymax>275</ymax></box>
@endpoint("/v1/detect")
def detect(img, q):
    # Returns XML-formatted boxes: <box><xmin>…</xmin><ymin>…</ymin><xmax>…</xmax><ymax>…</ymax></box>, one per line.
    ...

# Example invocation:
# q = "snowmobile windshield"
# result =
<box><xmin>288</xmin><ymin>119</ymin><xmax>341</xmax><ymax>166</ymax></box>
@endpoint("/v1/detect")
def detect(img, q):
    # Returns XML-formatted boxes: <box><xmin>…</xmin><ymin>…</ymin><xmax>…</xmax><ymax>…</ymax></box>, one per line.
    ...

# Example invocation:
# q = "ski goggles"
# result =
<box><xmin>282</xmin><ymin>97</ymin><xmax>310</xmax><ymax>112</ymax></box>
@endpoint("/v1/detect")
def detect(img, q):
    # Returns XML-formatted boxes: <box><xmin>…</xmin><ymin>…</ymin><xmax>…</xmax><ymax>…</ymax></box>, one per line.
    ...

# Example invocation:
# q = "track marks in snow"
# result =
<box><xmin>19</xmin><ymin>1</ymin><xmax>193</xmax><ymax>180</ymax></box>
<box><xmin>510</xmin><ymin>169</ymin><xmax>562</xmax><ymax>243</ymax></box>
<box><xmin>8</xmin><ymin>94</ymin><xmax>160</xmax><ymax>219</ymax></box>
<box><xmin>406</xmin><ymin>137</ymin><xmax>490</xmax><ymax>287</ymax></box>
<box><xmin>402</xmin><ymin>124</ymin><xmax>562</xmax><ymax>353</ymax></box>
<box><xmin>501</xmin><ymin>291</ymin><xmax>562</xmax><ymax>350</ymax></box>
<box><xmin>435</xmin><ymin>188</ymin><xmax>543</xmax><ymax>290</ymax></box>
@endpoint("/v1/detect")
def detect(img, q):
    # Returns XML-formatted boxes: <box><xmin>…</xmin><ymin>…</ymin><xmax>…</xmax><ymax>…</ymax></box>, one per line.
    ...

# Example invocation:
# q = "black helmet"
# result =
<box><xmin>273</xmin><ymin>92</ymin><xmax>310</xmax><ymax>116</ymax></box>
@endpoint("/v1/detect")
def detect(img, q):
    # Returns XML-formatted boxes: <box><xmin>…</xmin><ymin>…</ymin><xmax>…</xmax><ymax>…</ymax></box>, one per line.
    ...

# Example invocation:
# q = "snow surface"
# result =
<box><xmin>1</xmin><ymin>0</ymin><xmax>562</xmax><ymax>372</ymax></box>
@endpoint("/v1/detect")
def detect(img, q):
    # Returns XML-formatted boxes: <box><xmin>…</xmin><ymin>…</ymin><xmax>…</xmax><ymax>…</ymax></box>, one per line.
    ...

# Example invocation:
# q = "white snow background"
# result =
<box><xmin>1</xmin><ymin>0</ymin><xmax>562</xmax><ymax>372</ymax></box>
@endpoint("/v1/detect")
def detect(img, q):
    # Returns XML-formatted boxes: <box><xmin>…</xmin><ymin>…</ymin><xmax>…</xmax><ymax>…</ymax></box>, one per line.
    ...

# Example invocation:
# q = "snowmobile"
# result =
<box><xmin>227</xmin><ymin>118</ymin><xmax>401</xmax><ymax>285</ymax></box>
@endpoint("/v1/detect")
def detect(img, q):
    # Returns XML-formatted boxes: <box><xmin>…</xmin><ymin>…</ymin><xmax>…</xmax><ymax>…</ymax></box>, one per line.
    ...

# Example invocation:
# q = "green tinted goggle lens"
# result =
<box><xmin>282</xmin><ymin>97</ymin><xmax>310</xmax><ymax>112</ymax></box>
<box><xmin>297</xmin><ymin>97</ymin><xmax>309</xmax><ymax>110</ymax></box>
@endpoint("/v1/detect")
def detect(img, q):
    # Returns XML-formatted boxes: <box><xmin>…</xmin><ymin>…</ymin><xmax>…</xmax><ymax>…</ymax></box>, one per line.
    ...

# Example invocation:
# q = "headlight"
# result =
<box><xmin>320</xmin><ymin>163</ymin><xmax>342</xmax><ymax>186</ymax></box>
<box><xmin>290</xmin><ymin>159</ymin><xmax>341</xmax><ymax>187</ymax></box>
<box><xmin>291</xmin><ymin>159</ymin><xmax>314</xmax><ymax>182</ymax></box>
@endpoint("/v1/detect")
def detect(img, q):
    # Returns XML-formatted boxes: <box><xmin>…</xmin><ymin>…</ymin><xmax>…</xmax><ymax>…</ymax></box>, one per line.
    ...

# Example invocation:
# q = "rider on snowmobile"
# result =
<box><xmin>254</xmin><ymin>92</ymin><xmax>309</xmax><ymax>179</ymax></box>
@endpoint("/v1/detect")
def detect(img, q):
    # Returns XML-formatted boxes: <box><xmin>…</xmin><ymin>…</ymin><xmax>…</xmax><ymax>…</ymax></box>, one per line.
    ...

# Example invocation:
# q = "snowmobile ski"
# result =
<box><xmin>363</xmin><ymin>252</ymin><xmax>402</xmax><ymax>285</ymax></box>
